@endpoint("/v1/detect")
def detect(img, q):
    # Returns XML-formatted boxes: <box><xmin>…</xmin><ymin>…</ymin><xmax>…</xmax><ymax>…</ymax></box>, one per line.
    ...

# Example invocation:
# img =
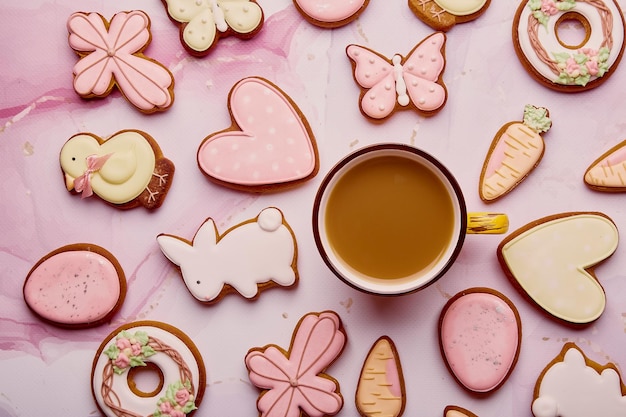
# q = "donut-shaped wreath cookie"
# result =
<box><xmin>92</xmin><ymin>321</ymin><xmax>206</xmax><ymax>417</ymax></box>
<box><xmin>513</xmin><ymin>0</ymin><xmax>625</xmax><ymax>91</ymax></box>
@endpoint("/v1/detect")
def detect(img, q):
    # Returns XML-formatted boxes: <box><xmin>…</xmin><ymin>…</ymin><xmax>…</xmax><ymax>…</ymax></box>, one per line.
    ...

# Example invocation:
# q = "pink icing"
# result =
<box><xmin>67</xmin><ymin>11</ymin><xmax>174</xmax><ymax>112</ymax></box>
<box><xmin>245</xmin><ymin>311</ymin><xmax>346</xmax><ymax>417</ymax></box>
<box><xmin>23</xmin><ymin>250</ymin><xmax>122</xmax><ymax>325</ymax></box>
<box><xmin>385</xmin><ymin>353</ymin><xmax>402</xmax><ymax>398</ymax></box>
<box><xmin>440</xmin><ymin>291</ymin><xmax>520</xmax><ymax>393</ymax></box>
<box><xmin>346</xmin><ymin>33</ymin><xmax>446</xmax><ymax>120</ymax></box>
<box><xmin>596</xmin><ymin>145</ymin><xmax>626</xmax><ymax>167</ymax></box>
<box><xmin>484</xmin><ymin>136</ymin><xmax>508</xmax><ymax>178</ymax></box>
<box><xmin>294</xmin><ymin>0</ymin><xmax>367</xmax><ymax>23</ymax></box>
<box><xmin>197</xmin><ymin>77</ymin><xmax>317</xmax><ymax>187</ymax></box>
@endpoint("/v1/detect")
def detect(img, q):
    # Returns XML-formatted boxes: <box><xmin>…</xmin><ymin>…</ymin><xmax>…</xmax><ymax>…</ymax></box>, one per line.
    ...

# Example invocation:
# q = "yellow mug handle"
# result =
<box><xmin>467</xmin><ymin>212</ymin><xmax>509</xmax><ymax>234</ymax></box>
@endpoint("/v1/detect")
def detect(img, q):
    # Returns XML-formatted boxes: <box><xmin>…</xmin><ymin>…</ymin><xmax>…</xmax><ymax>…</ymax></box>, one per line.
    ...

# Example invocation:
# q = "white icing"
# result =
<box><xmin>532</xmin><ymin>346</ymin><xmax>626</xmax><ymax>417</ymax></box>
<box><xmin>157</xmin><ymin>207</ymin><xmax>296</xmax><ymax>302</ymax></box>
<box><xmin>392</xmin><ymin>55</ymin><xmax>410</xmax><ymax>106</ymax></box>
<box><xmin>165</xmin><ymin>0</ymin><xmax>263</xmax><ymax>52</ymax></box>
<box><xmin>500</xmin><ymin>214</ymin><xmax>617</xmax><ymax>324</ymax></box>
<box><xmin>516</xmin><ymin>0</ymin><xmax>624</xmax><ymax>85</ymax></box>
<box><xmin>434</xmin><ymin>0</ymin><xmax>488</xmax><ymax>15</ymax></box>
<box><xmin>92</xmin><ymin>324</ymin><xmax>203</xmax><ymax>417</ymax></box>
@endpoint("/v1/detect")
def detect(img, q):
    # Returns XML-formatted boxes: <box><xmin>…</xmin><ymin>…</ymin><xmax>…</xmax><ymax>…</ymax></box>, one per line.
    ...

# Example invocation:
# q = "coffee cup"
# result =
<box><xmin>312</xmin><ymin>143</ymin><xmax>508</xmax><ymax>296</ymax></box>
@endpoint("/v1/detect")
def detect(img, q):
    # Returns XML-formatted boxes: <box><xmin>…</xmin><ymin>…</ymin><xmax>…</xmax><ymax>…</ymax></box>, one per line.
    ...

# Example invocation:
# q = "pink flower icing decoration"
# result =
<box><xmin>245</xmin><ymin>311</ymin><xmax>346</xmax><ymax>417</ymax></box>
<box><xmin>197</xmin><ymin>77</ymin><xmax>319</xmax><ymax>191</ymax></box>
<box><xmin>540</xmin><ymin>0</ymin><xmax>558</xmax><ymax>15</ymax></box>
<box><xmin>67</xmin><ymin>10</ymin><xmax>175</xmax><ymax>113</ymax></box>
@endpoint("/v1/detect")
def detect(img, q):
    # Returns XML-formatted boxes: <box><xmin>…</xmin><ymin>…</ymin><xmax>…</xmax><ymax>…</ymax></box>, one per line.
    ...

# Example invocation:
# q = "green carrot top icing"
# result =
<box><xmin>523</xmin><ymin>104</ymin><xmax>552</xmax><ymax>133</ymax></box>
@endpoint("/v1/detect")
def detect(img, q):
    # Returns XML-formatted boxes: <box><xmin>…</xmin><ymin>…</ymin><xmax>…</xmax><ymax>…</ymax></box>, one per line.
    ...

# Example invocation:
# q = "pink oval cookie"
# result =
<box><xmin>23</xmin><ymin>244</ymin><xmax>126</xmax><ymax>328</ymax></box>
<box><xmin>439</xmin><ymin>287</ymin><xmax>521</xmax><ymax>394</ymax></box>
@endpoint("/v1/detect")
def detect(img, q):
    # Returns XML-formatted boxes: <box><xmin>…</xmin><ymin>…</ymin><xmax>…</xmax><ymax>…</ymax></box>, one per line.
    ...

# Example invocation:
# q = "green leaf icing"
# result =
<box><xmin>523</xmin><ymin>105</ymin><xmax>552</xmax><ymax>133</ymax></box>
<box><xmin>104</xmin><ymin>330</ymin><xmax>156</xmax><ymax>375</ymax></box>
<box><xmin>528</xmin><ymin>0</ymin><xmax>576</xmax><ymax>27</ymax></box>
<box><xmin>153</xmin><ymin>380</ymin><xmax>197</xmax><ymax>417</ymax></box>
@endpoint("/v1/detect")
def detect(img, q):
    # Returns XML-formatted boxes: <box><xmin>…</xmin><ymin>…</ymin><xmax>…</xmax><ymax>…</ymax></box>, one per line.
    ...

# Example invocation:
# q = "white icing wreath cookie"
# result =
<box><xmin>91</xmin><ymin>321</ymin><xmax>206</xmax><ymax>417</ymax></box>
<box><xmin>513</xmin><ymin>0</ymin><xmax>625</xmax><ymax>91</ymax></box>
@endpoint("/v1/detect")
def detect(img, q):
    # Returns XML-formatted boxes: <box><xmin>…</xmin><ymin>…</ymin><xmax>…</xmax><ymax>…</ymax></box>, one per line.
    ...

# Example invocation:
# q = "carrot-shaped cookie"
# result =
<box><xmin>584</xmin><ymin>140</ymin><xmax>626</xmax><ymax>191</ymax></box>
<box><xmin>479</xmin><ymin>105</ymin><xmax>552</xmax><ymax>202</ymax></box>
<box><xmin>356</xmin><ymin>336</ymin><xmax>405</xmax><ymax>417</ymax></box>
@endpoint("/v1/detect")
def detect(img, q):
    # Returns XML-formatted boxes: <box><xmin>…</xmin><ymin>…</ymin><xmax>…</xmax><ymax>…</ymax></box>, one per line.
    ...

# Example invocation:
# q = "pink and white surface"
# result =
<box><xmin>2</xmin><ymin>0</ymin><xmax>626</xmax><ymax>415</ymax></box>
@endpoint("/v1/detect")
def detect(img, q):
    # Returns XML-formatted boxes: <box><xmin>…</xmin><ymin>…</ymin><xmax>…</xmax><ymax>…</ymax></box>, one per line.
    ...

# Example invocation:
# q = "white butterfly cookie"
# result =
<box><xmin>346</xmin><ymin>32</ymin><xmax>447</xmax><ymax>121</ymax></box>
<box><xmin>163</xmin><ymin>0</ymin><xmax>264</xmax><ymax>56</ymax></box>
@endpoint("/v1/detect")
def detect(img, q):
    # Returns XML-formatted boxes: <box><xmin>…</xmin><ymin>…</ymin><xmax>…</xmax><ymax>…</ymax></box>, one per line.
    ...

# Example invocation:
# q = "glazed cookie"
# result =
<box><xmin>23</xmin><ymin>244</ymin><xmax>125</xmax><ymax>328</ymax></box>
<box><xmin>92</xmin><ymin>321</ymin><xmax>206</xmax><ymax>417</ymax></box>
<box><xmin>60</xmin><ymin>130</ymin><xmax>175</xmax><ymax>210</ymax></box>
<box><xmin>444</xmin><ymin>405</ymin><xmax>479</xmax><ymax>417</ymax></box>
<box><xmin>479</xmin><ymin>104</ymin><xmax>552</xmax><ymax>202</ymax></box>
<box><xmin>439</xmin><ymin>287</ymin><xmax>521</xmax><ymax>394</ymax></box>
<box><xmin>409</xmin><ymin>0</ymin><xmax>491</xmax><ymax>32</ymax></box>
<box><xmin>356</xmin><ymin>336</ymin><xmax>405</xmax><ymax>417</ymax></box>
<box><xmin>584</xmin><ymin>139</ymin><xmax>626</xmax><ymax>191</ymax></box>
<box><xmin>532</xmin><ymin>343</ymin><xmax>626</xmax><ymax>417</ymax></box>
<box><xmin>498</xmin><ymin>212</ymin><xmax>618</xmax><ymax>326</ymax></box>
<box><xmin>245</xmin><ymin>311</ymin><xmax>347</xmax><ymax>417</ymax></box>
<box><xmin>67</xmin><ymin>10</ymin><xmax>175</xmax><ymax>113</ymax></box>
<box><xmin>346</xmin><ymin>32</ymin><xmax>447</xmax><ymax>121</ymax></box>
<box><xmin>162</xmin><ymin>0</ymin><xmax>264</xmax><ymax>56</ymax></box>
<box><xmin>197</xmin><ymin>77</ymin><xmax>319</xmax><ymax>191</ymax></box>
<box><xmin>513</xmin><ymin>0</ymin><xmax>625</xmax><ymax>91</ymax></box>
<box><xmin>157</xmin><ymin>207</ymin><xmax>298</xmax><ymax>304</ymax></box>
<box><xmin>294</xmin><ymin>0</ymin><xmax>370</xmax><ymax>28</ymax></box>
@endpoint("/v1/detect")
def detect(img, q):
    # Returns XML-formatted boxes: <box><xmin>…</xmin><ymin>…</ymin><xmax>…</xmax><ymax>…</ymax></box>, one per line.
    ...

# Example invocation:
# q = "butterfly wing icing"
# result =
<box><xmin>221</xmin><ymin>0</ymin><xmax>264</xmax><ymax>34</ymax></box>
<box><xmin>403</xmin><ymin>32</ymin><xmax>447</xmax><ymax>113</ymax></box>
<box><xmin>346</xmin><ymin>45</ymin><xmax>397</xmax><ymax>120</ymax></box>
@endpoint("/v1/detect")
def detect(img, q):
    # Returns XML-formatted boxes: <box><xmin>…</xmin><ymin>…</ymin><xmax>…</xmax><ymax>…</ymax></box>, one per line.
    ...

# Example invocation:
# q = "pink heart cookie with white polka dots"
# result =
<box><xmin>197</xmin><ymin>77</ymin><xmax>319</xmax><ymax>192</ymax></box>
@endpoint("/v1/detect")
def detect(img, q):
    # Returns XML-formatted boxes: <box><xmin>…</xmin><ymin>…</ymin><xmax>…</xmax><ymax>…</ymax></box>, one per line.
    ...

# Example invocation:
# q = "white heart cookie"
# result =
<box><xmin>498</xmin><ymin>212</ymin><xmax>618</xmax><ymax>325</ymax></box>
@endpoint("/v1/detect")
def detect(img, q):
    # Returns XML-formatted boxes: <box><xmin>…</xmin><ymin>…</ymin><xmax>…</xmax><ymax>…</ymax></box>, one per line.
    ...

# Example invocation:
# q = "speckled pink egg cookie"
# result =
<box><xmin>197</xmin><ymin>77</ymin><xmax>319</xmax><ymax>192</ymax></box>
<box><xmin>439</xmin><ymin>287</ymin><xmax>521</xmax><ymax>394</ymax></box>
<box><xmin>23</xmin><ymin>244</ymin><xmax>126</xmax><ymax>328</ymax></box>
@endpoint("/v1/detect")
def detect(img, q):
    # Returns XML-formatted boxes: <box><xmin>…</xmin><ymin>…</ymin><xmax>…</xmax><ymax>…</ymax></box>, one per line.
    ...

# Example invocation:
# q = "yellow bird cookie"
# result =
<box><xmin>60</xmin><ymin>129</ymin><xmax>174</xmax><ymax>209</ymax></box>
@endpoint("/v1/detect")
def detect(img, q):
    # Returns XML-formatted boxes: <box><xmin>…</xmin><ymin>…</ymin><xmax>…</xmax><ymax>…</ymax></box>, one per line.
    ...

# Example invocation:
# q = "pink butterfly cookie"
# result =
<box><xmin>197</xmin><ymin>77</ymin><xmax>319</xmax><ymax>192</ymax></box>
<box><xmin>245</xmin><ymin>311</ymin><xmax>346</xmax><ymax>417</ymax></box>
<box><xmin>67</xmin><ymin>10</ymin><xmax>175</xmax><ymax>113</ymax></box>
<box><xmin>346</xmin><ymin>32</ymin><xmax>447</xmax><ymax>121</ymax></box>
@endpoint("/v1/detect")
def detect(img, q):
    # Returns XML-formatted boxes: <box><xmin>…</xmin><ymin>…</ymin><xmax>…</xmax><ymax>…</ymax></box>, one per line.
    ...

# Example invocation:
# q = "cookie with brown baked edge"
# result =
<box><xmin>23</xmin><ymin>243</ymin><xmax>126</xmax><ymax>329</ymax></box>
<box><xmin>497</xmin><ymin>212</ymin><xmax>619</xmax><ymax>327</ymax></box>
<box><xmin>408</xmin><ymin>0</ymin><xmax>490</xmax><ymax>32</ymax></box>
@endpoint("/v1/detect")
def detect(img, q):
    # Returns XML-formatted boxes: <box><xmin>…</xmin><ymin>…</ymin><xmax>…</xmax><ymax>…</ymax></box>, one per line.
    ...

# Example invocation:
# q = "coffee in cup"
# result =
<box><xmin>313</xmin><ymin>143</ymin><xmax>507</xmax><ymax>295</ymax></box>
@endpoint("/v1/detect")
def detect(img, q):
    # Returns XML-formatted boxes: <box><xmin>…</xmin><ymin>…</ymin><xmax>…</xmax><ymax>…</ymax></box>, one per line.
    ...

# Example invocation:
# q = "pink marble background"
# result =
<box><xmin>2</xmin><ymin>0</ymin><xmax>626</xmax><ymax>416</ymax></box>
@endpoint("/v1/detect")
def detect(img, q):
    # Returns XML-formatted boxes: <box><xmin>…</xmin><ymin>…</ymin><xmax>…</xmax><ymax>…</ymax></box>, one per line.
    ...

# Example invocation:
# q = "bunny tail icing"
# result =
<box><xmin>257</xmin><ymin>207</ymin><xmax>284</xmax><ymax>232</ymax></box>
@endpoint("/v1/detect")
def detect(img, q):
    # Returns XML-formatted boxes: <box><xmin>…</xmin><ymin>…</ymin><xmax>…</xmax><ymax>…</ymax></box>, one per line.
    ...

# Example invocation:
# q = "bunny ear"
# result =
<box><xmin>193</xmin><ymin>218</ymin><xmax>219</xmax><ymax>249</ymax></box>
<box><xmin>156</xmin><ymin>234</ymin><xmax>195</xmax><ymax>266</ymax></box>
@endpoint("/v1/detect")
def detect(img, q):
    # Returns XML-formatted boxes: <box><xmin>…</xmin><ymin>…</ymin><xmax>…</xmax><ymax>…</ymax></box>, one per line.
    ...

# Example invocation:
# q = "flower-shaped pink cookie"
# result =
<box><xmin>245</xmin><ymin>311</ymin><xmax>346</xmax><ymax>417</ymax></box>
<box><xmin>67</xmin><ymin>10</ymin><xmax>175</xmax><ymax>113</ymax></box>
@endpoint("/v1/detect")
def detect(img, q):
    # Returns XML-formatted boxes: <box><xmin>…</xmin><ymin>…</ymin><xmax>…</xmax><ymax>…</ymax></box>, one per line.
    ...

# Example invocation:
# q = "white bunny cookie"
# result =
<box><xmin>157</xmin><ymin>207</ymin><xmax>298</xmax><ymax>304</ymax></box>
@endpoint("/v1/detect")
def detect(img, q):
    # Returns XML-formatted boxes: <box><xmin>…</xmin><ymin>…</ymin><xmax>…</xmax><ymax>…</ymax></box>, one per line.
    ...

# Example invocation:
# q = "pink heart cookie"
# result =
<box><xmin>197</xmin><ymin>77</ymin><xmax>319</xmax><ymax>192</ymax></box>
